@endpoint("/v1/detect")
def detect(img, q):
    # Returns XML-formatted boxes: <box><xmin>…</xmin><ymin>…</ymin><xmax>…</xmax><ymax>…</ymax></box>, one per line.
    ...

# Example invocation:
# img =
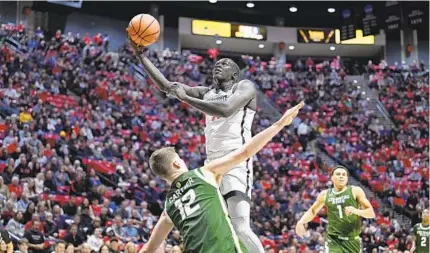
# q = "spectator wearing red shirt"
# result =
<box><xmin>93</xmin><ymin>33</ymin><xmax>103</xmax><ymax>46</ymax></box>
<box><xmin>24</xmin><ymin>213</ymin><xmax>45</xmax><ymax>233</ymax></box>
<box><xmin>83</xmin><ymin>33</ymin><xmax>92</xmax><ymax>45</ymax></box>
<box><xmin>305</xmin><ymin>57</ymin><xmax>314</xmax><ymax>69</ymax></box>
<box><xmin>8</xmin><ymin>176</ymin><xmax>23</xmax><ymax>197</ymax></box>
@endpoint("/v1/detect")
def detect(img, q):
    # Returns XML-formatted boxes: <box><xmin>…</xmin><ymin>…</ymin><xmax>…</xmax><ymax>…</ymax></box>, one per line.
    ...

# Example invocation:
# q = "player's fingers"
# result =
<box><xmin>292</xmin><ymin>101</ymin><xmax>305</xmax><ymax>110</ymax></box>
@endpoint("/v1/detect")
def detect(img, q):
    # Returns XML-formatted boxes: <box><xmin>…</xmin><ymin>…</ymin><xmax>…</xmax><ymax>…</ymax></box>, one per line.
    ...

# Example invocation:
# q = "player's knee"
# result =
<box><xmin>230</xmin><ymin>217</ymin><xmax>252</xmax><ymax>236</ymax></box>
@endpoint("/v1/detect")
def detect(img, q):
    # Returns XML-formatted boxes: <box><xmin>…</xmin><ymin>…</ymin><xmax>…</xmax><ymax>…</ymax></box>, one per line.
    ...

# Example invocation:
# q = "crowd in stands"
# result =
<box><xmin>0</xmin><ymin>23</ymin><xmax>428</xmax><ymax>253</ymax></box>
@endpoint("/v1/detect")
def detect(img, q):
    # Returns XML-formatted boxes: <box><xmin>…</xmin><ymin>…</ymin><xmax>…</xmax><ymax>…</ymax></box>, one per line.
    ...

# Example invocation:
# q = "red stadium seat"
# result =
<box><xmin>377</xmin><ymin>166</ymin><xmax>387</xmax><ymax>173</ymax></box>
<box><xmin>57</xmin><ymin>186</ymin><xmax>70</xmax><ymax>194</ymax></box>
<box><xmin>0</xmin><ymin>163</ymin><xmax>6</xmax><ymax>174</ymax></box>
<box><xmin>58</xmin><ymin>229</ymin><xmax>67</xmax><ymax>239</ymax></box>
<box><xmin>75</xmin><ymin>197</ymin><xmax>84</xmax><ymax>206</ymax></box>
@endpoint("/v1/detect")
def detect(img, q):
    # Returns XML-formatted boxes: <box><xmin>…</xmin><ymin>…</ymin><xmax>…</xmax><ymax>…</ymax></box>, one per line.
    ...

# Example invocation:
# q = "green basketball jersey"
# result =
<box><xmin>413</xmin><ymin>223</ymin><xmax>430</xmax><ymax>253</ymax></box>
<box><xmin>165</xmin><ymin>168</ymin><xmax>248</xmax><ymax>253</ymax></box>
<box><xmin>325</xmin><ymin>186</ymin><xmax>361</xmax><ymax>238</ymax></box>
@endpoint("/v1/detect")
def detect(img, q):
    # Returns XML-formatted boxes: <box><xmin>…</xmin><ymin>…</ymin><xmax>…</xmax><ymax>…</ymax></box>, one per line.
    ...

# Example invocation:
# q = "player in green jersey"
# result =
<box><xmin>140</xmin><ymin>102</ymin><xmax>304</xmax><ymax>253</ymax></box>
<box><xmin>411</xmin><ymin>209</ymin><xmax>430</xmax><ymax>253</ymax></box>
<box><xmin>295</xmin><ymin>166</ymin><xmax>375</xmax><ymax>253</ymax></box>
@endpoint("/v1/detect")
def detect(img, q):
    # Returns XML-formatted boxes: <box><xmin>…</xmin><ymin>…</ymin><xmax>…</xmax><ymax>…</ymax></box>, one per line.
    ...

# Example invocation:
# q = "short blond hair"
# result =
<box><xmin>149</xmin><ymin>147</ymin><xmax>177</xmax><ymax>178</ymax></box>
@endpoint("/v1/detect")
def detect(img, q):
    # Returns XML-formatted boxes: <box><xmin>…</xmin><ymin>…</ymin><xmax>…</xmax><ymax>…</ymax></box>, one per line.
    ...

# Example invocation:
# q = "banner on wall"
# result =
<box><xmin>384</xmin><ymin>1</ymin><xmax>402</xmax><ymax>32</ymax></box>
<box><xmin>340</xmin><ymin>9</ymin><xmax>356</xmax><ymax>41</ymax></box>
<box><xmin>361</xmin><ymin>4</ymin><xmax>380</xmax><ymax>36</ymax></box>
<box><xmin>404</xmin><ymin>2</ymin><xmax>425</xmax><ymax>27</ymax></box>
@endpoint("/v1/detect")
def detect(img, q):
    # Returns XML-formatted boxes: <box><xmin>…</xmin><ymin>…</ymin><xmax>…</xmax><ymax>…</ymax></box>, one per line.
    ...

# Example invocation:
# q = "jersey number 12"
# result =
<box><xmin>174</xmin><ymin>189</ymin><xmax>201</xmax><ymax>219</ymax></box>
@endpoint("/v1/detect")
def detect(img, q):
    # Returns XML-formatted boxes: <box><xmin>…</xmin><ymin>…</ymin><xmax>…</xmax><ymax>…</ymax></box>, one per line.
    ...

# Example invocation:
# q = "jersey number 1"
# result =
<box><xmin>337</xmin><ymin>205</ymin><xmax>343</xmax><ymax>219</ymax></box>
<box><xmin>174</xmin><ymin>189</ymin><xmax>201</xmax><ymax>219</ymax></box>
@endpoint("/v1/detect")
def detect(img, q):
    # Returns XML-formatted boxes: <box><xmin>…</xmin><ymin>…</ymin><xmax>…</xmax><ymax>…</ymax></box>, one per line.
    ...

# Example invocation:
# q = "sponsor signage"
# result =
<box><xmin>192</xmin><ymin>19</ymin><xmax>266</xmax><ymax>40</ymax></box>
<box><xmin>297</xmin><ymin>28</ymin><xmax>374</xmax><ymax>45</ymax></box>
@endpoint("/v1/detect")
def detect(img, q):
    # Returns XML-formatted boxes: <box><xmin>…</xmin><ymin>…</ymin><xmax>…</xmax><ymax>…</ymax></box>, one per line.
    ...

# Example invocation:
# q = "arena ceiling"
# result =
<box><xmin>33</xmin><ymin>1</ymin><xmax>429</xmax><ymax>40</ymax></box>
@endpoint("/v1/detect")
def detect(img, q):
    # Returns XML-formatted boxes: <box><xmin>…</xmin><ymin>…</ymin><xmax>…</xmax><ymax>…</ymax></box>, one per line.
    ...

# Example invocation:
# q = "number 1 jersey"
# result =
<box><xmin>165</xmin><ymin>169</ymin><xmax>248</xmax><ymax>253</ymax></box>
<box><xmin>325</xmin><ymin>186</ymin><xmax>361</xmax><ymax>238</ymax></box>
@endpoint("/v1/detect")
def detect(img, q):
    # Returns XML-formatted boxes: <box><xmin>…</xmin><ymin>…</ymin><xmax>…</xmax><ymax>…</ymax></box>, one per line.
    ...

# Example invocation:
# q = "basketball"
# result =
<box><xmin>127</xmin><ymin>14</ymin><xmax>160</xmax><ymax>47</ymax></box>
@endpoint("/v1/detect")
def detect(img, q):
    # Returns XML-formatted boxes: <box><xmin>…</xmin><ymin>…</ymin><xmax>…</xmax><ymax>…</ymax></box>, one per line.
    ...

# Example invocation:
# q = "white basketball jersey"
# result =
<box><xmin>203</xmin><ymin>85</ymin><xmax>256</xmax><ymax>160</ymax></box>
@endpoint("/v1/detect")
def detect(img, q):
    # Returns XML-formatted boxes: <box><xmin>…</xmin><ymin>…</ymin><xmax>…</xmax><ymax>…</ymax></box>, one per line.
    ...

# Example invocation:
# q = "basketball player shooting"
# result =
<box><xmin>129</xmin><ymin>39</ymin><xmax>264</xmax><ymax>252</ymax></box>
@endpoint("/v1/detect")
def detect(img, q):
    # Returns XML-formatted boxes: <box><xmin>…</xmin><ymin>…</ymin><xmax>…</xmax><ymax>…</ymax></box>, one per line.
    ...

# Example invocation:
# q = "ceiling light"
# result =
<box><xmin>288</xmin><ymin>45</ymin><xmax>295</xmax><ymax>50</ymax></box>
<box><xmin>357</xmin><ymin>86</ymin><xmax>361</xmax><ymax>89</ymax></box>
<box><xmin>209</xmin><ymin>0</ymin><xmax>217</xmax><ymax>3</ymax></box>
<box><xmin>362</xmin><ymin>91</ymin><xmax>366</xmax><ymax>95</ymax></box>
<box><xmin>289</xmin><ymin>6</ymin><xmax>298</xmax><ymax>12</ymax></box>
<box><xmin>353</xmin><ymin>80</ymin><xmax>357</xmax><ymax>84</ymax></box>
<box><xmin>258</xmin><ymin>44</ymin><xmax>265</xmax><ymax>49</ymax></box>
<box><xmin>367</xmin><ymin>97</ymin><xmax>370</xmax><ymax>101</ymax></box>
<box><xmin>246</xmin><ymin>2</ymin><xmax>254</xmax><ymax>8</ymax></box>
<box><xmin>216</xmin><ymin>39</ymin><xmax>222</xmax><ymax>45</ymax></box>
<box><xmin>328</xmin><ymin>8</ymin><xmax>335</xmax><ymax>13</ymax></box>
<box><xmin>329</xmin><ymin>46</ymin><xmax>336</xmax><ymax>51</ymax></box>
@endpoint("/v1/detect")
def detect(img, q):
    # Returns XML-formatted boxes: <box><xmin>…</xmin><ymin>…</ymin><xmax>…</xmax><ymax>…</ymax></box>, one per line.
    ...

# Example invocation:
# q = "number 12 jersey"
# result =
<box><xmin>165</xmin><ymin>169</ymin><xmax>248</xmax><ymax>253</ymax></box>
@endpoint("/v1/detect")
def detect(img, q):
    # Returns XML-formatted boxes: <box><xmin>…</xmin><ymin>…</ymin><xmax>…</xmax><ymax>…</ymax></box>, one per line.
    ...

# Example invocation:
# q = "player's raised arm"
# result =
<box><xmin>295</xmin><ymin>190</ymin><xmax>327</xmax><ymax>237</ymax></box>
<box><xmin>172</xmin><ymin>79</ymin><xmax>256</xmax><ymax>117</ymax></box>
<box><xmin>345</xmin><ymin>186</ymin><xmax>376</xmax><ymax>219</ymax></box>
<box><xmin>201</xmin><ymin>101</ymin><xmax>304</xmax><ymax>175</ymax></box>
<box><xmin>140</xmin><ymin>211</ymin><xmax>174</xmax><ymax>253</ymax></box>
<box><xmin>128</xmin><ymin>37</ymin><xmax>209</xmax><ymax>99</ymax></box>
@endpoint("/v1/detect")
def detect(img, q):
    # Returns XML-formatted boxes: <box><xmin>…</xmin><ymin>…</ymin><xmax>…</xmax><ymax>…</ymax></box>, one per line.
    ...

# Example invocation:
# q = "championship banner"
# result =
<box><xmin>404</xmin><ymin>2</ymin><xmax>425</xmax><ymax>27</ymax></box>
<box><xmin>362</xmin><ymin>4</ymin><xmax>380</xmax><ymax>36</ymax></box>
<box><xmin>340</xmin><ymin>9</ymin><xmax>356</xmax><ymax>41</ymax></box>
<box><xmin>384</xmin><ymin>1</ymin><xmax>402</xmax><ymax>32</ymax></box>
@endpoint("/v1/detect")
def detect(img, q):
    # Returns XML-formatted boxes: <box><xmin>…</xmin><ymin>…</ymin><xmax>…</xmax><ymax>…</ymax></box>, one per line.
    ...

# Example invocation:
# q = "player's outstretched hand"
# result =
<box><xmin>278</xmin><ymin>101</ymin><xmax>305</xmax><ymax>127</ymax></box>
<box><xmin>126</xmin><ymin>31</ymin><xmax>145</xmax><ymax>53</ymax></box>
<box><xmin>169</xmin><ymin>82</ymin><xmax>187</xmax><ymax>100</ymax></box>
<box><xmin>295</xmin><ymin>222</ymin><xmax>306</xmax><ymax>238</ymax></box>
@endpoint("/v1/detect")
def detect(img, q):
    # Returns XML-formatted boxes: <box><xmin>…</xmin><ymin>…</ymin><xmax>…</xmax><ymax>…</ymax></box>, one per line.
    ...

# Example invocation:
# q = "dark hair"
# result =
<box><xmin>99</xmin><ymin>245</ymin><xmax>109</xmax><ymax>253</ymax></box>
<box><xmin>149</xmin><ymin>147</ymin><xmax>177</xmax><ymax>178</ymax></box>
<box><xmin>330</xmin><ymin>165</ymin><xmax>349</xmax><ymax>176</ymax></box>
